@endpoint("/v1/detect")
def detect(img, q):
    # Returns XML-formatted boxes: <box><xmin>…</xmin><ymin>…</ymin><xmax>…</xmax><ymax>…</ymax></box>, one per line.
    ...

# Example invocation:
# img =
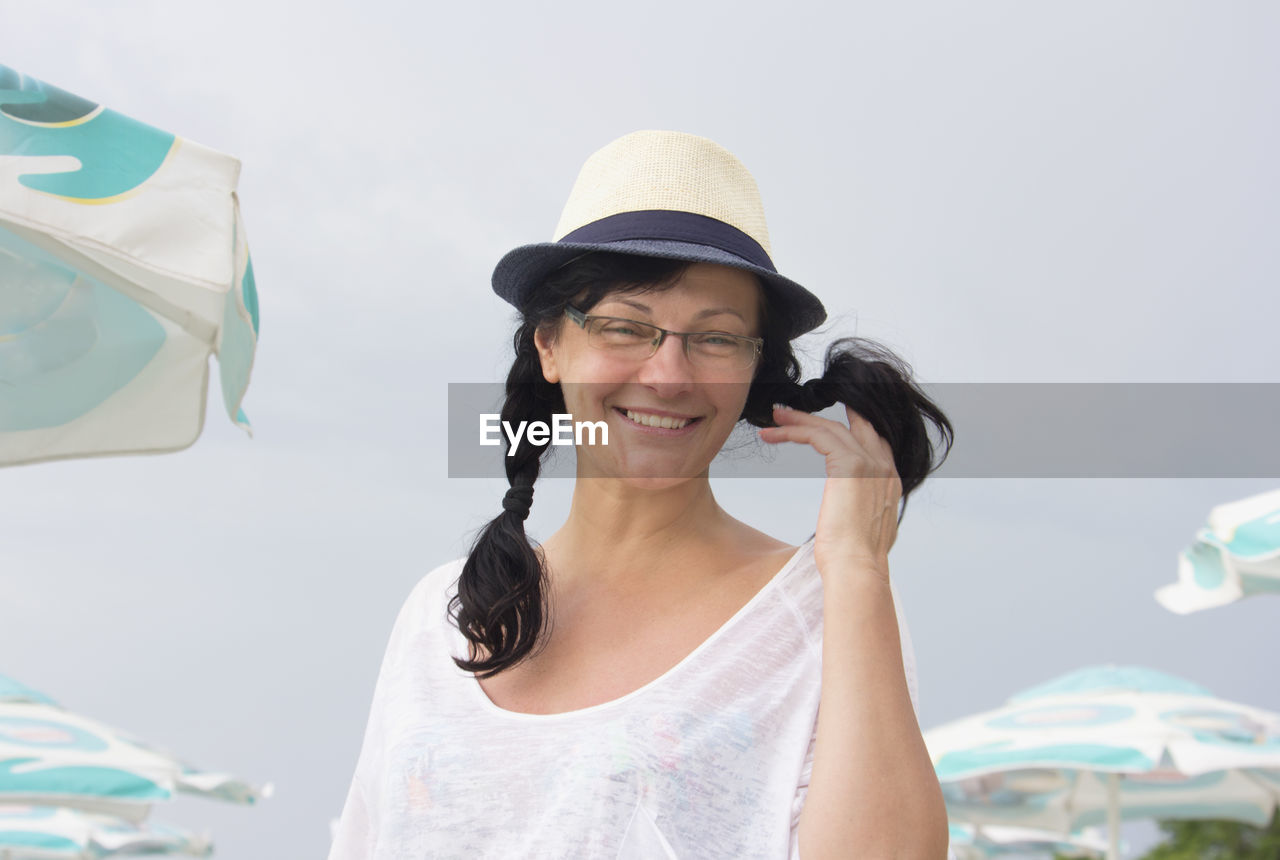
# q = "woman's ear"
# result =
<box><xmin>533</xmin><ymin>325</ymin><xmax>561</xmax><ymax>384</ymax></box>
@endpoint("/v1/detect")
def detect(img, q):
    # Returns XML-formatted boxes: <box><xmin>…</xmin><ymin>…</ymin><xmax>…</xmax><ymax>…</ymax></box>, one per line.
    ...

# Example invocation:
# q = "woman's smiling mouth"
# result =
<box><xmin>613</xmin><ymin>407</ymin><xmax>703</xmax><ymax>433</ymax></box>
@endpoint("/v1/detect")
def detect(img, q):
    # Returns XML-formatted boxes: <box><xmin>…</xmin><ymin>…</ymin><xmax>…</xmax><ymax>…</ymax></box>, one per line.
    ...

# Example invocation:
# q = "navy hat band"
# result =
<box><xmin>557</xmin><ymin>210</ymin><xmax>777</xmax><ymax>274</ymax></box>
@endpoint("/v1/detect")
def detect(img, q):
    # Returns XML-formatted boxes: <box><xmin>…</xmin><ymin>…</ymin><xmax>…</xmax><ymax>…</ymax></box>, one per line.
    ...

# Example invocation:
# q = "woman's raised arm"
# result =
<box><xmin>760</xmin><ymin>404</ymin><xmax>948</xmax><ymax>859</ymax></box>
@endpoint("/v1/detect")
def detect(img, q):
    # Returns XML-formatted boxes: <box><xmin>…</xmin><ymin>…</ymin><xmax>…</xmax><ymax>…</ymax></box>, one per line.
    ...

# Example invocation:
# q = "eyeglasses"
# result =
<box><xmin>564</xmin><ymin>305</ymin><xmax>763</xmax><ymax>371</ymax></box>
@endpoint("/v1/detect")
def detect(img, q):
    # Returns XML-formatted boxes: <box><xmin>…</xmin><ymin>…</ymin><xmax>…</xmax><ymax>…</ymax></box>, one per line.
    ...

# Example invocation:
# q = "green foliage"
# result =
<box><xmin>1137</xmin><ymin>812</ymin><xmax>1280</xmax><ymax>860</ymax></box>
<box><xmin>1048</xmin><ymin>813</ymin><xmax>1280</xmax><ymax>860</ymax></box>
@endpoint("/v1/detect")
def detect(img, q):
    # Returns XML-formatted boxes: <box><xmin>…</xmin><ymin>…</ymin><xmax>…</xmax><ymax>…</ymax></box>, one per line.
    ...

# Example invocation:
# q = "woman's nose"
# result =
<box><xmin>636</xmin><ymin>334</ymin><xmax>696</xmax><ymax>394</ymax></box>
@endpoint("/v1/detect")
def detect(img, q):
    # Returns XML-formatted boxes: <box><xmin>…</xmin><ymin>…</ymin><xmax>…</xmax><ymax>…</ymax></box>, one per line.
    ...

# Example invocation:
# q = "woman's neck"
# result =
<box><xmin>540</xmin><ymin>476</ymin><xmax>736</xmax><ymax>595</ymax></box>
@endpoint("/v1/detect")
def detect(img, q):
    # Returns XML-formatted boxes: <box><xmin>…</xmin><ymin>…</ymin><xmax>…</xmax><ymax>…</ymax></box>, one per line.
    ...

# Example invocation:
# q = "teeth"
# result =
<box><xmin>625</xmin><ymin>409</ymin><xmax>692</xmax><ymax>429</ymax></box>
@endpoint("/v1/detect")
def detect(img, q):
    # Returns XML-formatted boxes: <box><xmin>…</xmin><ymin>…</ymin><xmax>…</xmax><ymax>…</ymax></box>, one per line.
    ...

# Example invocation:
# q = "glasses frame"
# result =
<box><xmin>564</xmin><ymin>305</ymin><xmax>764</xmax><ymax>370</ymax></box>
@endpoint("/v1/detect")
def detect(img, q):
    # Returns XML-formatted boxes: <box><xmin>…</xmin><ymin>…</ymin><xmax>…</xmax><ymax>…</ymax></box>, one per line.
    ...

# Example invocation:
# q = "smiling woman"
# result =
<box><xmin>330</xmin><ymin>130</ymin><xmax>956</xmax><ymax>859</ymax></box>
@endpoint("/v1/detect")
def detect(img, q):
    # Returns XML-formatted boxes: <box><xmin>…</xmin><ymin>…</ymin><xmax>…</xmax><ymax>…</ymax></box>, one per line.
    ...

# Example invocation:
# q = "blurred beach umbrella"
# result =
<box><xmin>0</xmin><ymin>64</ymin><xmax>258</xmax><ymax>467</ymax></box>
<box><xmin>947</xmin><ymin>822</ymin><xmax>1108</xmax><ymax>859</ymax></box>
<box><xmin>0</xmin><ymin>803</ymin><xmax>210</xmax><ymax>859</ymax></box>
<box><xmin>926</xmin><ymin>666</ymin><xmax>1280</xmax><ymax>860</ymax></box>
<box><xmin>0</xmin><ymin>673</ymin><xmax>267</xmax><ymax>825</ymax></box>
<box><xmin>1156</xmin><ymin>489</ymin><xmax>1280</xmax><ymax>614</ymax></box>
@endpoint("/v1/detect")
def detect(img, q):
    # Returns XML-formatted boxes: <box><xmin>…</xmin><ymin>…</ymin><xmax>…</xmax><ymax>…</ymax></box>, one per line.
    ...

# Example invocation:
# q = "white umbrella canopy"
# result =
<box><xmin>0</xmin><ymin>803</ymin><xmax>211</xmax><ymax>859</ymax></box>
<box><xmin>0</xmin><ymin>674</ymin><xmax>267</xmax><ymax>825</ymax></box>
<box><xmin>0</xmin><ymin>63</ymin><xmax>258</xmax><ymax>467</ymax></box>
<box><xmin>1156</xmin><ymin>489</ymin><xmax>1280</xmax><ymax>614</ymax></box>
<box><xmin>926</xmin><ymin>666</ymin><xmax>1280</xmax><ymax>860</ymax></box>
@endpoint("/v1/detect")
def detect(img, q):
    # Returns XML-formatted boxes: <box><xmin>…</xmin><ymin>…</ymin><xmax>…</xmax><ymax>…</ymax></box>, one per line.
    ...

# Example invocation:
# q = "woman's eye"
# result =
<box><xmin>694</xmin><ymin>334</ymin><xmax>738</xmax><ymax>346</ymax></box>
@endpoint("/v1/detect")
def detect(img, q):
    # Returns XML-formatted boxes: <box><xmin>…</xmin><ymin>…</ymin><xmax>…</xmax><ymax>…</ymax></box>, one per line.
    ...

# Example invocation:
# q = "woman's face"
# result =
<box><xmin>533</xmin><ymin>262</ymin><xmax>763</xmax><ymax>488</ymax></box>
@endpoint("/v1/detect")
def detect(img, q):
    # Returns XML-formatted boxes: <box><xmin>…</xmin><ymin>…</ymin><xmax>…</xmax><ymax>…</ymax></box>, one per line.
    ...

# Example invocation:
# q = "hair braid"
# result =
<box><xmin>784</xmin><ymin>338</ymin><xmax>952</xmax><ymax>516</ymax></box>
<box><xmin>449</xmin><ymin>253</ymin><xmax>690</xmax><ymax>678</ymax></box>
<box><xmin>449</xmin><ymin>328</ymin><xmax>562</xmax><ymax>678</ymax></box>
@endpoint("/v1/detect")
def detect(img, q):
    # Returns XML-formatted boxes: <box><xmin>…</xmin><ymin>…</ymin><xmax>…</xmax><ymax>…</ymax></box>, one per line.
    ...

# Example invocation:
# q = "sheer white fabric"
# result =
<box><xmin>329</xmin><ymin>538</ymin><xmax>933</xmax><ymax>859</ymax></box>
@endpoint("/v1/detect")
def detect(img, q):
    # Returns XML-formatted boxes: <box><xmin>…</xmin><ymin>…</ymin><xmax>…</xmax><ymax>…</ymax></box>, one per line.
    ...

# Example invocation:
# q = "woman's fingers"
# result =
<box><xmin>843</xmin><ymin>405</ymin><xmax>893</xmax><ymax>459</ymax></box>
<box><xmin>760</xmin><ymin>405</ymin><xmax>896</xmax><ymax>479</ymax></box>
<box><xmin>763</xmin><ymin>404</ymin><xmax>904</xmax><ymax>574</ymax></box>
<box><xmin>759</xmin><ymin>422</ymin><xmax>848</xmax><ymax>458</ymax></box>
<box><xmin>768</xmin><ymin>403</ymin><xmax>875</xmax><ymax>441</ymax></box>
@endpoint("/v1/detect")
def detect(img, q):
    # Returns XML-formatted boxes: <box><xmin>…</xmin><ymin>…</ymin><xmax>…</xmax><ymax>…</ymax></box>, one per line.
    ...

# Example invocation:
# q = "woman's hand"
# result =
<box><xmin>757</xmin><ymin>403</ymin><xmax>902</xmax><ymax>584</ymax></box>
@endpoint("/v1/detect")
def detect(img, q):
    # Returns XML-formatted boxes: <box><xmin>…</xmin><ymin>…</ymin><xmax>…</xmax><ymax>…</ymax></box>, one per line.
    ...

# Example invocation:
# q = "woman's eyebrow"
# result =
<box><xmin>692</xmin><ymin>307</ymin><xmax>748</xmax><ymax>323</ymax></box>
<box><xmin>608</xmin><ymin>299</ymin><xmax>747</xmax><ymax>323</ymax></box>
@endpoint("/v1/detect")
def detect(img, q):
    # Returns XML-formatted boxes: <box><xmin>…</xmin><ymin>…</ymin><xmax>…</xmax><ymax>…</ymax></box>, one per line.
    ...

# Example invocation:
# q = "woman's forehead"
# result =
<box><xmin>596</xmin><ymin>264</ymin><xmax>763</xmax><ymax>317</ymax></box>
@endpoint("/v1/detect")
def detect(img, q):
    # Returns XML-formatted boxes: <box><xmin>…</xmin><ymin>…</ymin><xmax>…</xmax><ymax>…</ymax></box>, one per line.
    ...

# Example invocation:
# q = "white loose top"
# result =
<box><xmin>329</xmin><ymin>537</ymin><xmax>926</xmax><ymax>859</ymax></box>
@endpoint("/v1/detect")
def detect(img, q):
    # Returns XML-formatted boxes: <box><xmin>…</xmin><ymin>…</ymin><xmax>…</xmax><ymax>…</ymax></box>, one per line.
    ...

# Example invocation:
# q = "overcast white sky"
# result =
<box><xmin>2</xmin><ymin>2</ymin><xmax>1278</xmax><ymax>857</ymax></box>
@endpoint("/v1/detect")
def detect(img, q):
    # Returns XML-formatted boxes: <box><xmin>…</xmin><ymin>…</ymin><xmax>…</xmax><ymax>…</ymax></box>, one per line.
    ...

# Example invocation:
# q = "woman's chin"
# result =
<box><xmin>578</xmin><ymin>453</ymin><xmax>710</xmax><ymax>489</ymax></box>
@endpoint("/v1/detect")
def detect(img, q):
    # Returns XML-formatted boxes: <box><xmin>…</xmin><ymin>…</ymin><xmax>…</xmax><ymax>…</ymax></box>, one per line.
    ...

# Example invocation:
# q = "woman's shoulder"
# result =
<box><xmin>416</xmin><ymin>554</ymin><xmax>468</xmax><ymax>595</ymax></box>
<box><xmin>772</xmin><ymin>534</ymin><xmax>823</xmax><ymax>622</ymax></box>
<box><xmin>385</xmin><ymin>555</ymin><xmax>468</xmax><ymax>641</ymax></box>
<box><xmin>410</xmin><ymin>554</ymin><xmax>468</xmax><ymax>612</ymax></box>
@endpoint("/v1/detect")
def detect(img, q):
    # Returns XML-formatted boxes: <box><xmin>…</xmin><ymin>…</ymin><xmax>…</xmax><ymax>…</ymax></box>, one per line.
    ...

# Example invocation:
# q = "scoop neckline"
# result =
<box><xmin>445</xmin><ymin>537</ymin><xmax>814</xmax><ymax>721</ymax></box>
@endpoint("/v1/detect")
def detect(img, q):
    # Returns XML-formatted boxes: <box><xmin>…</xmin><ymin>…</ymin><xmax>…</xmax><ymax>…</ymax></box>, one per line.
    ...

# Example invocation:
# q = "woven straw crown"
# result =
<box><xmin>551</xmin><ymin>131</ymin><xmax>773</xmax><ymax>257</ymax></box>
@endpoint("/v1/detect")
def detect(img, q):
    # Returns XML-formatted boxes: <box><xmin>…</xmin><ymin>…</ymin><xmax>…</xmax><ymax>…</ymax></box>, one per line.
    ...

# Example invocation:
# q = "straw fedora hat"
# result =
<box><xmin>491</xmin><ymin>130</ymin><xmax>827</xmax><ymax>340</ymax></box>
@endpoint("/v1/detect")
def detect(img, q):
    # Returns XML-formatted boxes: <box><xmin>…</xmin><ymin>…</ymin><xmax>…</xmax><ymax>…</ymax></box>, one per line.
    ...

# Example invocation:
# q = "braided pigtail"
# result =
<box><xmin>740</xmin><ymin>289</ymin><xmax>951</xmax><ymax>514</ymax></box>
<box><xmin>450</xmin><ymin>252</ymin><xmax>693</xmax><ymax>678</ymax></box>
<box><xmin>787</xmin><ymin>339</ymin><xmax>952</xmax><ymax>513</ymax></box>
<box><xmin>449</xmin><ymin>320</ymin><xmax>565</xmax><ymax>678</ymax></box>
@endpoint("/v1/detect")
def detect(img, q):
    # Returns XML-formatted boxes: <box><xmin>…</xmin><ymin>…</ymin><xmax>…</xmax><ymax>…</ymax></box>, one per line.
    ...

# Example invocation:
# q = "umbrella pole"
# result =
<box><xmin>1107</xmin><ymin>771</ymin><xmax>1121</xmax><ymax>860</ymax></box>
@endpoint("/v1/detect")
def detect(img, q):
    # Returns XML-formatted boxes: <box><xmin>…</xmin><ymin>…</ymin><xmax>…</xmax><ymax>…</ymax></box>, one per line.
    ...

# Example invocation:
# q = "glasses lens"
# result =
<box><xmin>588</xmin><ymin>318</ymin><xmax>659</xmax><ymax>352</ymax></box>
<box><xmin>688</xmin><ymin>333</ymin><xmax>757</xmax><ymax>370</ymax></box>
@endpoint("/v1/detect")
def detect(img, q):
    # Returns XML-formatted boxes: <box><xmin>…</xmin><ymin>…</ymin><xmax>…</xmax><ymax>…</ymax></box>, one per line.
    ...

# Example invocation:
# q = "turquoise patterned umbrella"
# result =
<box><xmin>0</xmin><ymin>674</ymin><xmax>266</xmax><ymax>824</ymax></box>
<box><xmin>925</xmin><ymin>666</ymin><xmax>1280</xmax><ymax>860</ymax></box>
<box><xmin>0</xmin><ymin>804</ymin><xmax>210</xmax><ymax>859</ymax></box>
<box><xmin>1156</xmin><ymin>489</ymin><xmax>1280</xmax><ymax>613</ymax></box>
<box><xmin>0</xmin><ymin>64</ymin><xmax>258</xmax><ymax>467</ymax></box>
<box><xmin>947</xmin><ymin>822</ymin><xmax>1108</xmax><ymax>859</ymax></box>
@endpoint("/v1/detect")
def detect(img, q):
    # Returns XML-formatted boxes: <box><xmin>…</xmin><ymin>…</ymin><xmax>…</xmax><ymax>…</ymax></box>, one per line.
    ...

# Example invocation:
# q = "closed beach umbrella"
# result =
<box><xmin>1156</xmin><ymin>489</ymin><xmax>1280</xmax><ymax>614</ymax></box>
<box><xmin>926</xmin><ymin>666</ymin><xmax>1280</xmax><ymax>860</ymax></box>
<box><xmin>0</xmin><ymin>803</ymin><xmax>210</xmax><ymax>859</ymax></box>
<box><xmin>0</xmin><ymin>64</ymin><xmax>258</xmax><ymax>467</ymax></box>
<box><xmin>0</xmin><ymin>674</ymin><xmax>266</xmax><ymax>824</ymax></box>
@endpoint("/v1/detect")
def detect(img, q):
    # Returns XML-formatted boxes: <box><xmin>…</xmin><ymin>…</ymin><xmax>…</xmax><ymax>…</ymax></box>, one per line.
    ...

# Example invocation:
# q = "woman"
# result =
<box><xmin>330</xmin><ymin>130</ymin><xmax>954</xmax><ymax>858</ymax></box>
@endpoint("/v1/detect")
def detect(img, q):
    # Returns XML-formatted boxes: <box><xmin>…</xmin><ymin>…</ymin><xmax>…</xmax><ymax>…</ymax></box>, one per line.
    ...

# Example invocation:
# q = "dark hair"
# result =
<box><xmin>449</xmin><ymin>252</ymin><xmax>953</xmax><ymax>678</ymax></box>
